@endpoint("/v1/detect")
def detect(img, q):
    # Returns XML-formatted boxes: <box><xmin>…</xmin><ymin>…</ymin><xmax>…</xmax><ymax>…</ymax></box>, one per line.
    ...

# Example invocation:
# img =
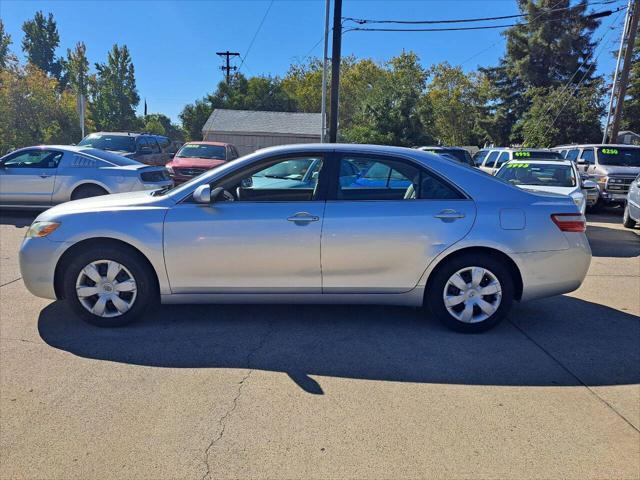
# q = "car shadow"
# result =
<box><xmin>0</xmin><ymin>209</ymin><xmax>39</xmax><ymax>228</ymax></box>
<box><xmin>586</xmin><ymin>223</ymin><xmax>639</xmax><ymax>258</ymax></box>
<box><xmin>38</xmin><ymin>296</ymin><xmax>639</xmax><ymax>394</ymax></box>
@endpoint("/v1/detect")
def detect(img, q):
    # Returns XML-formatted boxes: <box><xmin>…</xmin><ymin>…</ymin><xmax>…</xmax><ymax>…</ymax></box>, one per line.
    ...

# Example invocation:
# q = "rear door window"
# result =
<box><xmin>581</xmin><ymin>148</ymin><xmax>595</xmax><ymax>164</ymax></box>
<box><xmin>484</xmin><ymin>151</ymin><xmax>499</xmax><ymax>167</ymax></box>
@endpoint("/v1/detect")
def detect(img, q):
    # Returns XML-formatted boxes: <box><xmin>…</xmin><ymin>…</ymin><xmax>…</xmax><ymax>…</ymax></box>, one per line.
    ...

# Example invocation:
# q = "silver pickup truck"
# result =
<box><xmin>553</xmin><ymin>144</ymin><xmax>640</xmax><ymax>209</ymax></box>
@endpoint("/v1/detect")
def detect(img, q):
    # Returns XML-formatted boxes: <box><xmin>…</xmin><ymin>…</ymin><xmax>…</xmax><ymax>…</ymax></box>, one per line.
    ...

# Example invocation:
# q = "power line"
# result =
<box><xmin>237</xmin><ymin>0</ymin><xmax>275</xmax><ymax>73</ymax></box>
<box><xmin>343</xmin><ymin>6</ymin><xmax>626</xmax><ymax>33</ymax></box>
<box><xmin>342</xmin><ymin>0</ymin><xmax>621</xmax><ymax>25</ymax></box>
<box><xmin>459</xmin><ymin>0</ymin><xmax>566</xmax><ymax>66</ymax></box>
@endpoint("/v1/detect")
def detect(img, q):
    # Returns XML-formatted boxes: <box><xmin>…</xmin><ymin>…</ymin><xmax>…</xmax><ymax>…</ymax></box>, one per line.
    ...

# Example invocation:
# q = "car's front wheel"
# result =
<box><xmin>62</xmin><ymin>246</ymin><xmax>157</xmax><ymax>327</ymax></box>
<box><xmin>427</xmin><ymin>254</ymin><xmax>514</xmax><ymax>333</ymax></box>
<box><xmin>623</xmin><ymin>204</ymin><xmax>637</xmax><ymax>229</ymax></box>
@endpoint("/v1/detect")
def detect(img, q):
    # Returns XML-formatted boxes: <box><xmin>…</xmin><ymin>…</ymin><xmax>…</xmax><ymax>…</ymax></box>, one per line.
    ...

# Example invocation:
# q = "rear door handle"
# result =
<box><xmin>287</xmin><ymin>212</ymin><xmax>320</xmax><ymax>223</ymax></box>
<box><xmin>40</xmin><ymin>174</ymin><xmax>51</xmax><ymax>178</ymax></box>
<box><xmin>434</xmin><ymin>209</ymin><xmax>465</xmax><ymax>220</ymax></box>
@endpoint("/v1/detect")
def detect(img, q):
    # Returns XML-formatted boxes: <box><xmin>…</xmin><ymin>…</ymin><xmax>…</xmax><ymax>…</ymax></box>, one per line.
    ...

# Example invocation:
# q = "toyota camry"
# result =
<box><xmin>19</xmin><ymin>144</ymin><xmax>591</xmax><ymax>333</ymax></box>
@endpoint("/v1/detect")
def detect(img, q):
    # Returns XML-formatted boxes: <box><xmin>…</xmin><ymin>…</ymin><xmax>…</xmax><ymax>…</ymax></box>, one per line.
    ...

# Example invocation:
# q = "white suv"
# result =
<box><xmin>476</xmin><ymin>148</ymin><xmax>563</xmax><ymax>175</ymax></box>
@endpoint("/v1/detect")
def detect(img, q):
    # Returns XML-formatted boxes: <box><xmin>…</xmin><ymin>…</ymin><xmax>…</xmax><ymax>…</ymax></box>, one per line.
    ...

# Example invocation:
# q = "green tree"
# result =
<box><xmin>480</xmin><ymin>0</ymin><xmax>602</xmax><ymax>144</ymax></box>
<box><xmin>0</xmin><ymin>65</ymin><xmax>81</xmax><ymax>154</ymax></box>
<box><xmin>143</xmin><ymin>113</ymin><xmax>184</xmax><ymax>140</ymax></box>
<box><xmin>89</xmin><ymin>44</ymin><xmax>140</xmax><ymax>131</ymax></box>
<box><xmin>0</xmin><ymin>20</ymin><xmax>14</xmax><ymax>69</ymax></box>
<box><xmin>282</xmin><ymin>59</ymin><xmax>324</xmax><ymax>112</ymax></box>
<box><xmin>64</xmin><ymin>42</ymin><xmax>89</xmax><ymax>96</ymax></box>
<box><xmin>621</xmin><ymin>35</ymin><xmax>640</xmax><ymax>134</ymax></box>
<box><xmin>21</xmin><ymin>11</ymin><xmax>62</xmax><ymax>78</ymax></box>
<box><xmin>179</xmin><ymin>98</ymin><xmax>211</xmax><ymax>141</ymax></box>
<box><xmin>342</xmin><ymin>52</ymin><xmax>434</xmax><ymax>146</ymax></box>
<box><xmin>516</xmin><ymin>83</ymin><xmax>603</xmax><ymax>146</ymax></box>
<box><xmin>426</xmin><ymin>62</ymin><xmax>481</xmax><ymax>146</ymax></box>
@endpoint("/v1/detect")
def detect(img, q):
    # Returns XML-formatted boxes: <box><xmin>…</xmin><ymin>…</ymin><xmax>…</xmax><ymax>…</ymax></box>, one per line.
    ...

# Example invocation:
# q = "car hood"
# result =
<box><xmin>169</xmin><ymin>157</ymin><xmax>226</xmax><ymax>169</ymax></box>
<box><xmin>38</xmin><ymin>190</ymin><xmax>171</xmax><ymax>220</ymax></box>
<box><xmin>597</xmin><ymin>165</ymin><xmax>640</xmax><ymax>176</ymax></box>
<box><xmin>515</xmin><ymin>185</ymin><xmax>580</xmax><ymax>196</ymax></box>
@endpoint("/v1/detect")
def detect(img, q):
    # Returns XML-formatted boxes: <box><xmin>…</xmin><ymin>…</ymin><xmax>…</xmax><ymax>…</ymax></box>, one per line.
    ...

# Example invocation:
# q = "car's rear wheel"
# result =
<box><xmin>62</xmin><ymin>247</ymin><xmax>157</xmax><ymax>327</ymax></box>
<box><xmin>623</xmin><ymin>204</ymin><xmax>636</xmax><ymax>229</ymax></box>
<box><xmin>71</xmin><ymin>184</ymin><xmax>108</xmax><ymax>200</ymax></box>
<box><xmin>426</xmin><ymin>254</ymin><xmax>514</xmax><ymax>333</ymax></box>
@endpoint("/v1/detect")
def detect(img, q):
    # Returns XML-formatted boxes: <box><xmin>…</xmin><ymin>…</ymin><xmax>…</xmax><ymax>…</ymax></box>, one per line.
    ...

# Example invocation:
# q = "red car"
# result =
<box><xmin>166</xmin><ymin>141</ymin><xmax>240</xmax><ymax>183</ymax></box>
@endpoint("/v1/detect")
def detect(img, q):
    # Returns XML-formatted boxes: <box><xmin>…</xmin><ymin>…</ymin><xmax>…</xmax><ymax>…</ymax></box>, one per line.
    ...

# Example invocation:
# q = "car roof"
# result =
<box><xmin>417</xmin><ymin>146</ymin><xmax>467</xmax><ymax>151</ymax></box>
<box><xmin>504</xmin><ymin>159</ymin><xmax>573</xmax><ymax>166</ymax></box>
<box><xmin>553</xmin><ymin>143</ymin><xmax>640</xmax><ymax>149</ymax></box>
<box><xmin>184</xmin><ymin>141</ymin><xmax>231</xmax><ymax>147</ymax></box>
<box><xmin>489</xmin><ymin>147</ymin><xmax>556</xmax><ymax>152</ymax></box>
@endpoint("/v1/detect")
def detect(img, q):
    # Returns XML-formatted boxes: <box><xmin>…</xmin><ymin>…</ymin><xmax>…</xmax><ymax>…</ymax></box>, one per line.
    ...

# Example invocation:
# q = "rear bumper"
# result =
<box><xmin>514</xmin><ymin>233</ymin><xmax>591</xmax><ymax>302</ymax></box>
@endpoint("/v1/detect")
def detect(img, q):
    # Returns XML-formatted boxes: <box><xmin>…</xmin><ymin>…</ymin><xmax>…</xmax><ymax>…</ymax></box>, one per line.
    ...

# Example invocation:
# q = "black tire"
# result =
<box><xmin>426</xmin><ymin>253</ymin><xmax>514</xmax><ymax>333</ymax></box>
<box><xmin>623</xmin><ymin>204</ymin><xmax>636</xmax><ymax>229</ymax></box>
<box><xmin>62</xmin><ymin>246</ymin><xmax>158</xmax><ymax>327</ymax></box>
<box><xmin>71</xmin><ymin>184</ymin><xmax>108</xmax><ymax>200</ymax></box>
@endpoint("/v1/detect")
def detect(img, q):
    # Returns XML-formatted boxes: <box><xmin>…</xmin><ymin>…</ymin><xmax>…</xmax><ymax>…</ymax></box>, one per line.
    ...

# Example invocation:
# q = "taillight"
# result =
<box><xmin>551</xmin><ymin>213</ymin><xmax>586</xmax><ymax>232</ymax></box>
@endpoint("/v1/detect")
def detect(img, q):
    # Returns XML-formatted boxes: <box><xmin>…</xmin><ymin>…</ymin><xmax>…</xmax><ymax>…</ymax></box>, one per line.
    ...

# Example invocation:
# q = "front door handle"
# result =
<box><xmin>434</xmin><ymin>209</ymin><xmax>465</xmax><ymax>220</ymax></box>
<box><xmin>287</xmin><ymin>212</ymin><xmax>320</xmax><ymax>223</ymax></box>
<box><xmin>40</xmin><ymin>174</ymin><xmax>51</xmax><ymax>178</ymax></box>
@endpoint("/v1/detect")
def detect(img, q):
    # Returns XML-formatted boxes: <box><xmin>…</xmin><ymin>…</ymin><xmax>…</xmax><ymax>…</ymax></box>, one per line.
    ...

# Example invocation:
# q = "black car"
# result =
<box><xmin>415</xmin><ymin>146</ymin><xmax>474</xmax><ymax>166</ymax></box>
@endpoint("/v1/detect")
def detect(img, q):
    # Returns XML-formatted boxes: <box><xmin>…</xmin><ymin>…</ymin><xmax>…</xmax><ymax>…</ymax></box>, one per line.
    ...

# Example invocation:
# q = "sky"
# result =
<box><xmin>0</xmin><ymin>0</ymin><xmax>628</xmax><ymax>123</ymax></box>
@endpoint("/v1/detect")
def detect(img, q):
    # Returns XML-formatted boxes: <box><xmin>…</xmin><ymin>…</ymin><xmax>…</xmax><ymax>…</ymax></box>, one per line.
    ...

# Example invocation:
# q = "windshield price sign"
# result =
<box><xmin>514</xmin><ymin>151</ymin><xmax>532</xmax><ymax>158</ymax></box>
<box><xmin>601</xmin><ymin>148</ymin><xmax>619</xmax><ymax>155</ymax></box>
<box><xmin>507</xmin><ymin>163</ymin><xmax>529</xmax><ymax>168</ymax></box>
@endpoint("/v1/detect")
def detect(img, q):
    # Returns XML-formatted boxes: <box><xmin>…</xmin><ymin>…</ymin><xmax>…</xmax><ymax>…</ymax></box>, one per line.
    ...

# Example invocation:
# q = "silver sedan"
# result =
<box><xmin>19</xmin><ymin>144</ymin><xmax>591</xmax><ymax>333</ymax></box>
<box><xmin>0</xmin><ymin>145</ymin><xmax>173</xmax><ymax>208</ymax></box>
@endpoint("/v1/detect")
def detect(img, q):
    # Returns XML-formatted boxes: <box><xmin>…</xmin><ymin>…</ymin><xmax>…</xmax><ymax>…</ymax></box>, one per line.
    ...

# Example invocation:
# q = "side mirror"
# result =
<box><xmin>582</xmin><ymin>180</ymin><xmax>597</xmax><ymax>189</ymax></box>
<box><xmin>576</xmin><ymin>158</ymin><xmax>587</xmax><ymax>164</ymax></box>
<box><xmin>193</xmin><ymin>184</ymin><xmax>211</xmax><ymax>204</ymax></box>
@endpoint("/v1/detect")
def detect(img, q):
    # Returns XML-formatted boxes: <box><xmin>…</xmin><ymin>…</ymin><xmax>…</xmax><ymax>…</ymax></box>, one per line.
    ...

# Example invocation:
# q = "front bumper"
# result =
<box><xmin>514</xmin><ymin>232</ymin><xmax>591</xmax><ymax>302</ymax></box>
<box><xmin>19</xmin><ymin>236</ymin><xmax>70</xmax><ymax>300</ymax></box>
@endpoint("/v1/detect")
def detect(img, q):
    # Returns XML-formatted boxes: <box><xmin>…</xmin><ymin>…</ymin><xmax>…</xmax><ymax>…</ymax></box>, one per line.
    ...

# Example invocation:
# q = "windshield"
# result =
<box><xmin>496</xmin><ymin>163</ymin><xmax>576</xmax><ymax>187</ymax></box>
<box><xmin>77</xmin><ymin>148</ymin><xmax>141</xmax><ymax>166</ymax></box>
<box><xmin>513</xmin><ymin>150</ymin><xmax>563</xmax><ymax>160</ymax></box>
<box><xmin>597</xmin><ymin>147</ymin><xmax>640</xmax><ymax>167</ymax></box>
<box><xmin>176</xmin><ymin>143</ymin><xmax>227</xmax><ymax>160</ymax></box>
<box><xmin>78</xmin><ymin>134</ymin><xmax>136</xmax><ymax>153</ymax></box>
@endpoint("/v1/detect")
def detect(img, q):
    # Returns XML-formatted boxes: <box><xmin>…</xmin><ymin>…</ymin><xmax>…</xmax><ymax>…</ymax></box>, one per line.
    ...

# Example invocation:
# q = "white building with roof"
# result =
<box><xmin>201</xmin><ymin>109</ymin><xmax>322</xmax><ymax>156</ymax></box>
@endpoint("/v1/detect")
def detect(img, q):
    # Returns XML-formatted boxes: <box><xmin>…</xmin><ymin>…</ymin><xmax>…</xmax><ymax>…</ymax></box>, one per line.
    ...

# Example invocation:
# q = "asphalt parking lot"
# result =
<box><xmin>1</xmin><ymin>209</ymin><xmax>638</xmax><ymax>480</ymax></box>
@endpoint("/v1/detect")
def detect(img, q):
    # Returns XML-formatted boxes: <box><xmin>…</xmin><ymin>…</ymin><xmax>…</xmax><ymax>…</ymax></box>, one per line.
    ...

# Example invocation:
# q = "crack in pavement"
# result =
<box><xmin>0</xmin><ymin>277</ymin><xmax>22</xmax><ymax>288</ymax></box>
<box><xmin>201</xmin><ymin>321</ymin><xmax>276</xmax><ymax>480</ymax></box>
<box><xmin>508</xmin><ymin>318</ymin><xmax>640</xmax><ymax>434</ymax></box>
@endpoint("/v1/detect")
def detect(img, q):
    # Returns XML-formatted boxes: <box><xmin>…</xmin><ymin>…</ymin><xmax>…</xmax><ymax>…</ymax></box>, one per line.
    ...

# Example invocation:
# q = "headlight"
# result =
<box><xmin>26</xmin><ymin>221</ymin><xmax>60</xmax><ymax>238</ymax></box>
<box><xmin>166</xmin><ymin>165</ymin><xmax>174</xmax><ymax>174</ymax></box>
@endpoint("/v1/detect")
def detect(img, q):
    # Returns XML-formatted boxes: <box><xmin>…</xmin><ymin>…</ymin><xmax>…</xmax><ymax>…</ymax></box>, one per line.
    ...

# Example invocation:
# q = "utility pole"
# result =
<box><xmin>320</xmin><ymin>0</ymin><xmax>330</xmax><ymax>143</ymax></box>
<box><xmin>328</xmin><ymin>0</ymin><xmax>343</xmax><ymax>143</ymax></box>
<box><xmin>604</xmin><ymin>0</ymin><xmax>639</xmax><ymax>143</ymax></box>
<box><xmin>216</xmin><ymin>51</ymin><xmax>240</xmax><ymax>84</ymax></box>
